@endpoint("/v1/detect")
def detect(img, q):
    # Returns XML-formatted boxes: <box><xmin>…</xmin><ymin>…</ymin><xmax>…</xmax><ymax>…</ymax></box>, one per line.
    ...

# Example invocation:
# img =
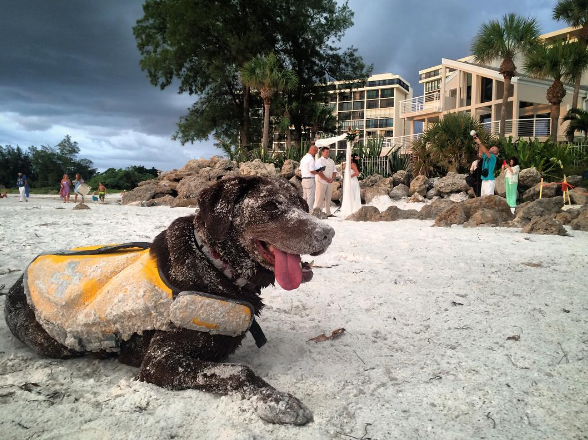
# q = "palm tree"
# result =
<box><xmin>306</xmin><ymin>101</ymin><xmax>337</xmax><ymax>141</ymax></box>
<box><xmin>562</xmin><ymin>108</ymin><xmax>588</xmax><ymax>140</ymax></box>
<box><xmin>525</xmin><ymin>42</ymin><xmax>575</xmax><ymax>140</ymax></box>
<box><xmin>553</xmin><ymin>0</ymin><xmax>588</xmax><ymax>108</ymax></box>
<box><xmin>241</xmin><ymin>53</ymin><xmax>298</xmax><ymax>152</ymax></box>
<box><xmin>471</xmin><ymin>14</ymin><xmax>541</xmax><ymax>137</ymax></box>
<box><xmin>564</xmin><ymin>42</ymin><xmax>588</xmax><ymax>140</ymax></box>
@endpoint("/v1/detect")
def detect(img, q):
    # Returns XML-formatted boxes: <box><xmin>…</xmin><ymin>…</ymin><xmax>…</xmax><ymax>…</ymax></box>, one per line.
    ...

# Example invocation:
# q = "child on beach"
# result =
<box><xmin>98</xmin><ymin>182</ymin><xmax>107</xmax><ymax>203</ymax></box>
<box><xmin>72</xmin><ymin>173</ymin><xmax>85</xmax><ymax>204</ymax></box>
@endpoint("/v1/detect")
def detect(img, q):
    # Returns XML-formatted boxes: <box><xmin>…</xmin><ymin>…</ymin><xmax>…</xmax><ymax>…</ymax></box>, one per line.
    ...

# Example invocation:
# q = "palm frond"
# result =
<box><xmin>553</xmin><ymin>0</ymin><xmax>588</xmax><ymax>28</ymax></box>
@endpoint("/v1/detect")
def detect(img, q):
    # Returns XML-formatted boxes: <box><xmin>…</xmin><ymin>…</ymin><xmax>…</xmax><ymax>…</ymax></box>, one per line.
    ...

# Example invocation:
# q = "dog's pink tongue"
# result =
<box><xmin>273</xmin><ymin>248</ymin><xmax>302</xmax><ymax>291</ymax></box>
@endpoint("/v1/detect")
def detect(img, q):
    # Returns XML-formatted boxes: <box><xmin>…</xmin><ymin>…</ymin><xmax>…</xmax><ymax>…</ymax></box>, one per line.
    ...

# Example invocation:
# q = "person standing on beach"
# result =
<box><xmin>502</xmin><ymin>157</ymin><xmax>520</xmax><ymax>209</ymax></box>
<box><xmin>98</xmin><ymin>182</ymin><xmax>107</xmax><ymax>203</ymax></box>
<box><xmin>473</xmin><ymin>136</ymin><xmax>498</xmax><ymax>197</ymax></box>
<box><xmin>300</xmin><ymin>144</ymin><xmax>319</xmax><ymax>211</ymax></box>
<box><xmin>72</xmin><ymin>173</ymin><xmax>85</xmax><ymax>204</ymax></box>
<box><xmin>60</xmin><ymin>174</ymin><xmax>71</xmax><ymax>203</ymax></box>
<box><xmin>313</xmin><ymin>146</ymin><xmax>337</xmax><ymax>216</ymax></box>
<box><xmin>16</xmin><ymin>172</ymin><xmax>28</xmax><ymax>202</ymax></box>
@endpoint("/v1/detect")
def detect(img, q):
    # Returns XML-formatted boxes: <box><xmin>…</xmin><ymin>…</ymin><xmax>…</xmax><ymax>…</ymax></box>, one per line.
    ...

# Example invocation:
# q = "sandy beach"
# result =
<box><xmin>1</xmin><ymin>194</ymin><xmax>587</xmax><ymax>440</ymax></box>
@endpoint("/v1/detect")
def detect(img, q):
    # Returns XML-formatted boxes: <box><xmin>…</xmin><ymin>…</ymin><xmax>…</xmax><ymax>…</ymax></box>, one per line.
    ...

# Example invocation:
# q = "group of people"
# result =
<box><xmin>471</xmin><ymin>136</ymin><xmax>520</xmax><ymax>209</ymax></box>
<box><xmin>300</xmin><ymin>144</ymin><xmax>361</xmax><ymax>215</ymax></box>
<box><xmin>59</xmin><ymin>174</ymin><xmax>107</xmax><ymax>204</ymax></box>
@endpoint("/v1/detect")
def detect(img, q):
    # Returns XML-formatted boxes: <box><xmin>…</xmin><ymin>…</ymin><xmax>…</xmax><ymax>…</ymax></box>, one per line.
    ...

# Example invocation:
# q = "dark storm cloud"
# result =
<box><xmin>0</xmin><ymin>0</ymin><xmax>565</xmax><ymax>170</ymax></box>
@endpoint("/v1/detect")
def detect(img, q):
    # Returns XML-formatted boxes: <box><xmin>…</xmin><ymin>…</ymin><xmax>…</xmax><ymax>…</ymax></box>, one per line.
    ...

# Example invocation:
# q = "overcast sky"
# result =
<box><xmin>0</xmin><ymin>0</ymin><xmax>564</xmax><ymax>171</ymax></box>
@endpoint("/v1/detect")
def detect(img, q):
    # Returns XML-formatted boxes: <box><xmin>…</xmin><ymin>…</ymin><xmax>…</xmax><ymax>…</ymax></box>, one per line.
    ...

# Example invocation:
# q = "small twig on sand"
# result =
<box><xmin>505</xmin><ymin>354</ymin><xmax>529</xmax><ymax>369</ymax></box>
<box><xmin>352</xmin><ymin>350</ymin><xmax>366</xmax><ymax>365</ymax></box>
<box><xmin>336</xmin><ymin>423</ymin><xmax>372</xmax><ymax>440</ymax></box>
<box><xmin>557</xmin><ymin>342</ymin><xmax>569</xmax><ymax>365</ymax></box>
<box><xmin>486</xmin><ymin>412</ymin><xmax>496</xmax><ymax>429</ymax></box>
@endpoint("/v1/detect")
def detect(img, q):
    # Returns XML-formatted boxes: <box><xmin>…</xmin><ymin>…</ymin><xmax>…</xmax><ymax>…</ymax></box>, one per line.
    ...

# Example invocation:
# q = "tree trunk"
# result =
<box><xmin>241</xmin><ymin>84</ymin><xmax>250</xmax><ymax>151</ymax></box>
<box><xmin>572</xmin><ymin>76</ymin><xmax>581</xmax><ymax>110</ymax></box>
<box><xmin>550</xmin><ymin>102</ymin><xmax>561</xmax><ymax>142</ymax></box>
<box><xmin>262</xmin><ymin>100</ymin><xmax>271</xmax><ymax>152</ymax></box>
<box><xmin>286</xmin><ymin>126</ymin><xmax>292</xmax><ymax>150</ymax></box>
<box><xmin>500</xmin><ymin>75</ymin><xmax>511</xmax><ymax>138</ymax></box>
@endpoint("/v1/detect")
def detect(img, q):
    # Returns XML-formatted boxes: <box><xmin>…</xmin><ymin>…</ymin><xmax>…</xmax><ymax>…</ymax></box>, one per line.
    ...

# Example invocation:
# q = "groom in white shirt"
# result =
<box><xmin>300</xmin><ymin>144</ymin><xmax>319</xmax><ymax>211</ymax></box>
<box><xmin>313</xmin><ymin>146</ymin><xmax>337</xmax><ymax>216</ymax></box>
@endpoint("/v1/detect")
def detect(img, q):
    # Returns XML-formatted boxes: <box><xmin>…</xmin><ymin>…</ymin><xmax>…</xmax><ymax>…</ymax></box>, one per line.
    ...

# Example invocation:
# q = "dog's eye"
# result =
<box><xmin>263</xmin><ymin>201</ymin><xmax>280</xmax><ymax>212</ymax></box>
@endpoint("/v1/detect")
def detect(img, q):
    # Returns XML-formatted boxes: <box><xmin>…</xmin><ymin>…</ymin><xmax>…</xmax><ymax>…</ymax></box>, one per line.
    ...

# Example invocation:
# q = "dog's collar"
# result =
<box><xmin>193</xmin><ymin>230</ymin><xmax>257</xmax><ymax>292</ymax></box>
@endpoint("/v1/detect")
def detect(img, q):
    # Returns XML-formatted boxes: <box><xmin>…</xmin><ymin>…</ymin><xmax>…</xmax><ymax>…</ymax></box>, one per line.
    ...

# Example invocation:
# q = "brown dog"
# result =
<box><xmin>4</xmin><ymin>176</ymin><xmax>335</xmax><ymax>425</ymax></box>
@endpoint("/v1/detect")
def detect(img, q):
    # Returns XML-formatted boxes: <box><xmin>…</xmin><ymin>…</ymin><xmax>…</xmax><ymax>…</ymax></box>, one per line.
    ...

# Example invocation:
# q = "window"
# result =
<box><xmin>338</xmin><ymin>112</ymin><xmax>351</xmax><ymax>121</ymax></box>
<box><xmin>380</xmin><ymin>98</ymin><xmax>394</xmax><ymax>108</ymax></box>
<box><xmin>338</xmin><ymin>92</ymin><xmax>351</xmax><ymax>101</ymax></box>
<box><xmin>352</xmin><ymin>111</ymin><xmax>364</xmax><ymax>120</ymax></box>
<box><xmin>366</xmin><ymin>90</ymin><xmax>379</xmax><ymax>99</ymax></box>
<box><xmin>353</xmin><ymin>101</ymin><xmax>364</xmax><ymax>110</ymax></box>
<box><xmin>481</xmin><ymin>77</ymin><xmax>493</xmax><ymax>103</ymax></box>
<box><xmin>366</xmin><ymin>78</ymin><xmax>410</xmax><ymax>92</ymax></box>
<box><xmin>338</xmin><ymin>102</ymin><xmax>352</xmax><ymax>111</ymax></box>
<box><xmin>329</xmin><ymin>93</ymin><xmax>337</xmax><ymax>103</ymax></box>
<box><xmin>384</xmin><ymin>130</ymin><xmax>394</xmax><ymax>137</ymax></box>
<box><xmin>352</xmin><ymin>91</ymin><xmax>365</xmax><ymax>100</ymax></box>
<box><xmin>365</xmin><ymin>118</ymin><xmax>394</xmax><ymax>129</ymax></box>
<box><xmin>366</xmin><ymin>100</ymin><xmax>379</xmax><ymax>109</ymax></box>
<box><xmin>419</xmin><ymin>69</ymin><xmax>440</xmax><ymax>81</ymax></box>
<box><xmin>380</xmin><ymin>88</ymin><xmax>394</xmax><ymax>98</ymax></box>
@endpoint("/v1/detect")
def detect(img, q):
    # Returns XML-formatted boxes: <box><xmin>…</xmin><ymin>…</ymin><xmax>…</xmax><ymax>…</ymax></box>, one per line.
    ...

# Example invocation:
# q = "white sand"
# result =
<box><xmin>1</xmin><ymin>194</ymin><xmax>587</xmax><ymax>440</ymax></box>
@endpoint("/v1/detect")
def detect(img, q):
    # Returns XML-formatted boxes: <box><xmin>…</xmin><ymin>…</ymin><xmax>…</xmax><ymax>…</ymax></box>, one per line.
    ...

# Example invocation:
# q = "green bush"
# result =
<box><xmin>86</xmin><ymin>166</ymin><xmax>159</xmax><ymax>191</ymax></box>
<box><xmin>497</xmin><ymin>137</ymin><xmax>573</xmax><ymax>178</ymax></box>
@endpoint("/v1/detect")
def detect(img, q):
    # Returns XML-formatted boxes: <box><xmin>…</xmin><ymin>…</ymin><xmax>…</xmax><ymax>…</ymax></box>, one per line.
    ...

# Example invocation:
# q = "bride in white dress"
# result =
<box><xmin>347</xmin><ymin>153</ymin><xmax>362</xmax><ymax>214</ymax></box>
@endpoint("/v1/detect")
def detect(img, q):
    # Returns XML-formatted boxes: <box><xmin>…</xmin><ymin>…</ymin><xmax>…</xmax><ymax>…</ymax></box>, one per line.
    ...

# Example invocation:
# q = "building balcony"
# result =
<box><xmin>399</xmin><ymin>92</ymin><xmax>441</xmax><ymax>118</ymax></box>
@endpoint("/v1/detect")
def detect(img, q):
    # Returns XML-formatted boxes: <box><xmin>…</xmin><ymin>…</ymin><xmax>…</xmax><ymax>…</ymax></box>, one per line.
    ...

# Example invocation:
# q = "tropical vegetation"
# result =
<box><xmin>562</xmin><ymin>108</ymin><xmax>588</xmax><ymax>140</ymax></box>
<box><xmin>471</xmin><ymin>14</ymin><xmax>541</xmax><ymax>137</ymax></box>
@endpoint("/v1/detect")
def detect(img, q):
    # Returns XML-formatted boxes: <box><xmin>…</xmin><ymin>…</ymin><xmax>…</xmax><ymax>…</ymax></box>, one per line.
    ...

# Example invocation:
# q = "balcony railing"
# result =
<box><xmin>383</xmin><ymin>133</ymin><xmax>422</xmax><ymax>154</ymax></box>
<box><xmin>400</xmin><ymin>92</ymin><xmax>441</xmax><ymax>116</ymax></box>
<box><xmin>481</xmin><ymin>118</ymin><xmax>551</xmax><ymax>137</ymax></box>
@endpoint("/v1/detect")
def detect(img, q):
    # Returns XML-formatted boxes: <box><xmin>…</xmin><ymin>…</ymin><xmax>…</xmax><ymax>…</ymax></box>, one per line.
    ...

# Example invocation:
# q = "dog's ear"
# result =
<box><xmin>198</xmin><ymin>176</ymin><xmax>261</xmax><ymax>241</ymax></box>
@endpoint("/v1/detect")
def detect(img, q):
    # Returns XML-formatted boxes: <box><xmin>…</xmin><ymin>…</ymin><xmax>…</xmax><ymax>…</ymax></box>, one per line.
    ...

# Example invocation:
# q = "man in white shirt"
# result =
<box><xmin>314</xmin><ymin>146</ymin><xmax>337</xmax><ymax>216</ymax></box>
<box><xmin>300</xmin><ymin>144</ymin><xmax>319</xmax><ymax>211</ymax></box>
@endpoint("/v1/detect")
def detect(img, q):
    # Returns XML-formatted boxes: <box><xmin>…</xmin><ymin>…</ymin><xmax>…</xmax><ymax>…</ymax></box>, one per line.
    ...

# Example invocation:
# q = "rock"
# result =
<box><xmin>448</xmin><ymin>191</ymin><xmax>470</xmax><ymax>203</ymax></box>
<box><xmin>176</xmin><ymin>175</ymin><xmax>213</xmax><ymax>200</ymax></box>
<box><xmin>289</xmin><ymin>176</ymin><xmax>303</xmax><ymax>197</ymax></box>
<box><xmin>73</xmin><ymin>203</ymin><xmax>90</xmax><ymax>210</ymax></box>
<box><xmin>379</xmin><ymin>206</ymin><xmax>419</xmax><ymax>221</ymax></box>
<box><xmin>122</xmin><ymin>181</ymin><xmax>173</xmax><ymax>205</ymax></box>
<box><xmin>150</xmin><ymin>195</ymin><xmax>175</xmax><ymax>206</ymax></box>
<box><xmin>331</xmin><ymin>181</ymin><xmax>341</xmax><ymax>202</ymax></box>
<box><xmin>522</xmin><ymin>182</ymin><xmax>558</xmax><ymax>202</ymax></box>
<box><xmin>408</xmin><ymin>193</ymin><xmax>425</xmax><ymax>203</ymax></box>
<box><xmin>569</xmin><ymin>187</ymin><xmax>588</xmax><ymax>205</ymax></box>
<box><xmin>311</xmin><ymin>207</ymin><xmax>328</xmax><ymax>219</ymax></box>
<box><xmin>361</xmin><ymin>174</ymin><xmax>383</xmax><ymax>188</ymax></box>
<box><xmin>521</xmin><ymin>216</ymin><xmax>568</xmax><ymax>236</ymax></box>
<box><xmin>389</xmin><ymin>184</ymin><xmax>409</xmax><ymax>200</ymax></box>
<box><xmin>514</xmin><ymin>197</ymin><xmax>564</xmax><ymax>226</ymax></box>
<box><xmin>518</xmin><ymin>167</ymin><xmax>541</xmax><ymax>190</ymax></box>
<box><xmin>281</xmin><ymin>160</ymin><xmax>300</xmax><ymax>179</ymax></box>
<box><xmin>239</xmin><ymin>159</ymin><xmax>277</xmax><ymax>177</ymax></box>
<box><xmin>348</xmin><ymin>206</ymin><xmax>381</xmax><ymax>222</ymax></box>
<box><xmin>392</xmin><ymin>170</ymin><xmax>410</xmax><ymax>187</ymax></box>
<box><xmin>567</xmin><ymin>175</ymin><xmax>582</xmax><ymax>188</ymax></box>
<box><xmin>171</xmin><ymin>198</ymin><xmax>200</xmax><ymax>208</ymax></box>
<box><xmin>425</xmin><ymin>188</ymin><xmax>440</xmax><ymax>199</ymax></box>
<box><xmin>570</xmin><ymin>208</ymin><xmax>588</xmax><ymax>231</ymax></box>
<box><xmin>553</xmin><ymin>209</ymin><xmax>581</xmax><ymax>225</ymax></box>
<box><xmin>419</xmin><ymin>199</ymin><xmax>456</xmax><ymax>220</ymax></box>
<box><xmin>463</xmin><ymin>208</ymin><xmax>504</xmax><ymax>228</ymax></box>
<box><xmin>409</xmin><ymin>175</ymin><xmax>428</xmax><ymax>197</ymax></box>
<box><xmin>434</xmin><ymin>172</ymin><xmax>470</xmax><ymax>194</ymax></box>
<box><xmin>434</xmin><ymin>195</ymin><xmax>513</xmax><ymax>227</ymax></box>
<box><xmin>362</xmin><ymin>177</ymin><xmax>394</xmax><ymax>204</ymax></box>
<box><xmin>427</xmin><ymin>177</ymin><xmax>439</xmax><ymax>190</ymax></box>
<box><xmin>495</xmin><ymin>172</ymin><xmax>506</xmax><ymax>197</ymax></box>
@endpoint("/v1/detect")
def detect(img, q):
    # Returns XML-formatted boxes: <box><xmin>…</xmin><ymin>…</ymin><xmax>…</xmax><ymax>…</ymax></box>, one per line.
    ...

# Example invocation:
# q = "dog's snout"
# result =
<box><xmin>314</xmin><ymin>224</ymin><xmax>335</xmax><ymax>244</ymax></box>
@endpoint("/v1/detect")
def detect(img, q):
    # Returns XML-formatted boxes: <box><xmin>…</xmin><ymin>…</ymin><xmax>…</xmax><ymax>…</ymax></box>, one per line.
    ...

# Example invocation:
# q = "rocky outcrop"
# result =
<box><xmin>281</xmin><ymin>160</ymin><xmax>300</xmax><ymax>179</ymax></box>
<box><xmin>408</xmin><ymin>193</ymin><xmax>425</xmax><ymax>203</ymax></box>
<box><xmin>361</xmin><ymin>176</ymin><xmax>394</xmax><ymax>204</ymax></box>
<box><xmin>518</xmin><ymin>167</ymin><xmax>541</xmax><ymax>190</ymax></box>
<box><xmin>348</xmin><ymin>206</ymin><xmax>382</xmax><ymax>222</ymax></box>
<box><xmin>522</xmin><ymin>182</ymin><xmax>557</xmax><ymax>202</ymax></box>
<box><xmin>426</xmin><ymin>188</ymin><xmax>440</xmax><ymax>199</ymax></box>
<box><xmin>409</xmin><ymin>175</ymin><xmax>428</xmax><ymax>197</ymax></box>
<box><xmin>448</xmin><ymin>192</ymin><xmax>470</xmax><ymax>203</ymax></box>
<box><xmin>434</xmin><ymin>196</ymin><xmax>513</xmax><ymax>227</ymax></box>
<box><xmin>495</xmin><ymin>173</ymin><xmax>506</xmax><ymax>197</ymax></box>
<box><xmin>463</xmin><ymin>208</ymin><xmax>507</xmax><ymax>228</ymax></box>
<box><xmin>379</xmin><ymin>206</ymin><xmax>419</xmax><ymax>221</ymax></box>
<box><xmin>239</xmin><ymin>159</ymin><xmax>277</xmax><ymax>177</ymax></box>
<box><xmin>553</xmin><ymin>208</ymin><xmax>582</xmax><ymax>225</ymax></box>
<box><xmin>73</xmin><ymin>203</ymin><xmax>90</xmax><ymax>210</ymax></box>
<box><xmin>392</xmin><ymin>170</ymin><xmax>410</xmax><ymax>187</ymax></box>
<box><xmin>567</xmin><ymin>175</ymin><xmax>583</xmax><ymax>188</ymax></box>
<box><xmin>434</xmin><ymin>172</ymin><xmax>470</xmax><ymax>195</ymax></box>
<box><xmin>569</xmin><ymin>187</ymin><xmax>588</xmax><ymax>205</ymax></box>
<box><xmin>419</xmin><ymin>199</ymin><xmax>456</xmax><ymax>220</ymax></box>
<box><xmin>514</xmin><ymin>197</ymin><xmax>563</xmax><ymax>226</ymax></box>
<box><xmin>521</xmin><ymin>216</ymin><xmax>568</xmax><ymax>236</ymax></box>
<box><xmin>570</xmin><ymin>208</ymin><xmax>588</xmax><ymax>231</ymax></box>
<box><xmin>122</xmin><ymin>181</ymin><xmax>175</xmax><ymax>205</ymax></box>
<box><xmin>389</xmin><ymin>184</ymin><xmax>409</xmax><ymax>200</ymax></box>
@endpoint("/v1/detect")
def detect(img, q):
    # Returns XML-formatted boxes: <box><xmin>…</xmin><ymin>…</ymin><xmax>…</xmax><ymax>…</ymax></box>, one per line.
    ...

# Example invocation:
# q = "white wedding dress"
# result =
<box><xmin>347</xmin><ymin>167</ymin><xmax>362</xmax><ymax>214</ymax></box>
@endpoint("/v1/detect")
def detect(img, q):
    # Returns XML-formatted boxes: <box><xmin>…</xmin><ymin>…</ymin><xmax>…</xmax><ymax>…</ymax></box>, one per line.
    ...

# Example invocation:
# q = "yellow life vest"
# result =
<box><xmin>24</xmin><ymin>244</ymin><xmax>254</xmax><ymax>352</ymax></box>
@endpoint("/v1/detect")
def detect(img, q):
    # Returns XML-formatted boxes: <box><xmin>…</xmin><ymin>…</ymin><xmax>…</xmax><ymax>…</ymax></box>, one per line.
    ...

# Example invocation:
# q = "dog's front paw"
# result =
<box><xmin>251</xmin><ymin>390</ymin><xmax>313</xmax><ymax>425</ymax></box>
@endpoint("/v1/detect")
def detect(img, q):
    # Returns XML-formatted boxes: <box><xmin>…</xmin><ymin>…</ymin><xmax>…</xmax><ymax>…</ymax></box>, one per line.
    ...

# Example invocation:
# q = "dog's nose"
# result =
<box><xmin>314</xmin><ymin>224</ymin><xmax>335</xmax><ymax>244</ymax></box>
